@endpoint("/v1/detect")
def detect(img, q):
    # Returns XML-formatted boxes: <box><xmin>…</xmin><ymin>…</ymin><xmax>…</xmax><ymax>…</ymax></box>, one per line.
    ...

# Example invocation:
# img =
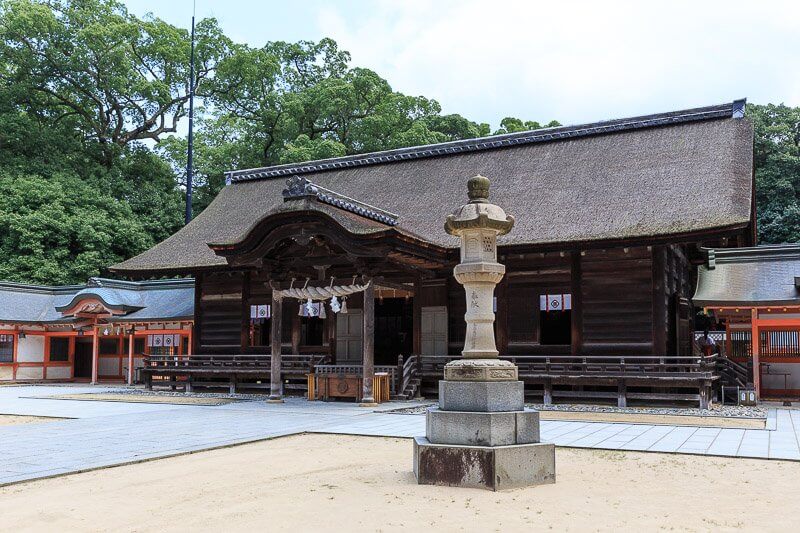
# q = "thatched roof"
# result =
<box><xmin>694</xmin><ymin>245</ymin><xmax>800</xmax><ymax>307</ymax></box>
<box><xmin>113</xmin><ymin>100</ymin><xmax>754</xmax><ymax>274</ymax></box>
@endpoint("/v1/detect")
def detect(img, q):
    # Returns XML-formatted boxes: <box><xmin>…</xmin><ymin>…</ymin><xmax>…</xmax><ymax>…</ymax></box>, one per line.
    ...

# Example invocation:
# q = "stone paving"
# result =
<box><xmin>1</xmin><ymin>385</ymin><xmax>799</xmax><ymax>486</ymax></box>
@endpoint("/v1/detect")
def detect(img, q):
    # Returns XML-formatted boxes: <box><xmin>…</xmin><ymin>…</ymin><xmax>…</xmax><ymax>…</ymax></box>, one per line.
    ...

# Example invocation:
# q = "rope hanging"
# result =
<box><xmin>277</xmin><ymin>279</ymin><xmax>370</xmax><ymax>301</ymax></box>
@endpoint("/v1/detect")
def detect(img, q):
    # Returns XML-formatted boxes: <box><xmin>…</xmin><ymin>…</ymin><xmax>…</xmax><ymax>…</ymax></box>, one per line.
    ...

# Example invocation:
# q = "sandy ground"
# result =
<box><xmin>0</xmin><ymin>414</ymin><xmax>57</xmax><ymax>426</ymax></box>
<box><xmin>539</xmin><ymin>410</ymin><xmax>765</xmax><ymax>429</ymax></box>
<box><xmin>2</xmin><ymin>434</ymin><xmax>799</xmax><ymax>532</ymax></box>
<box><xmin>38</xmin><ymin>393</ymin><xmax>235</xmax><ymax>406</ymax></box>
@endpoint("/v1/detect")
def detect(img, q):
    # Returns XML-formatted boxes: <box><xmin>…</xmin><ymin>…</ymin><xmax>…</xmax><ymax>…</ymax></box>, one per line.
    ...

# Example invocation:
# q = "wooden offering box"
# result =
<box><xmin>315</xmin><ymin>373</ymin><xmax>362</xmax><ymax>402</ymax></box>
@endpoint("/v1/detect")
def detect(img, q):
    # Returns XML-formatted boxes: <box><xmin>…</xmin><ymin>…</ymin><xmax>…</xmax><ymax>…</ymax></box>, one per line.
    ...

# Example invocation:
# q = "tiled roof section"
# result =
<box><xmin>227</xmin><ymin>100</ymin><xmax>746</xmax><ymax>183</ymax></box>
<box><xmin>693</xmin><ymin>245</ymin><xmax>800</xmax><ymax>306</ymax></box>
<box><xmin>0</xmin><ymin>277</ymin><xmax>194</xmax><ymax>324</ymax></box>
<box><xmin>282</xmin><ymin>175</ymin><xmax>399</xmax><ymax>225</ymax></box>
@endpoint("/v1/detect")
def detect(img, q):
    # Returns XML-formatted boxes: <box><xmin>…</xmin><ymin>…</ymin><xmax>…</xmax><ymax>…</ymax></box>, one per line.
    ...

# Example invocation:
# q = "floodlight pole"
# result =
<box><xmin>185</xmin><ymin>6</ymin><xmax>196</xmax><ymax>225</ymax></box>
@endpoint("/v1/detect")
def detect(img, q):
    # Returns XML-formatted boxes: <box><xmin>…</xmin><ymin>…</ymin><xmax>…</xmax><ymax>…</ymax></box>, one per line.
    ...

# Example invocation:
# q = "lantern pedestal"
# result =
<box><xmin>413</xmin><ymin>175</ymin><xmax>555</xmax><ymax>490</ymax></box>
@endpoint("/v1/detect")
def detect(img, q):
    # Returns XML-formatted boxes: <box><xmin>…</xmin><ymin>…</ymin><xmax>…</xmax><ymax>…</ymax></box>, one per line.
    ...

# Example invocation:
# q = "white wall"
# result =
<box><xmin>762</xmin><ymin>363</ymin><xmax>800</xmax><ymax>390</ymax></box>
<box><xmin>98</xmin><ymin>357</ymin><xmax>120</xmax><ymax>377</ymax></box>
<box><xmin>16</xmin><ymin>366</ymin><xmax>43</xmax><ymax>380</ymax></box>
<box><xmin>16</xmin><ymin>336</ymin><xmax>44</xmax><ymax>362</ymax></box>
<box><xmin>46</xmin><ymin>366</ymin><xmax>71</xmax><ymax>380</ymax></box>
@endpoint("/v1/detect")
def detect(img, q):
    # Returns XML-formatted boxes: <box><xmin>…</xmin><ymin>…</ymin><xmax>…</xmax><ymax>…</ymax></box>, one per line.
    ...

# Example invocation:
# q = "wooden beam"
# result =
<box><xmin>269</xmin><ymin>292</ymin><xmax>284</xmax><ymax>402</ymax></box>
<box><xmin>361</xmin><ymin>281</ymin><xmax>376</xmax><ymax>404</ymax></box>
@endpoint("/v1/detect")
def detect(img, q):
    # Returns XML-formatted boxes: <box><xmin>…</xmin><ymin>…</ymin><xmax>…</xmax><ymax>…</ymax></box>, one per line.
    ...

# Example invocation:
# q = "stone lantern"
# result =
<box><xmin>444</xmin><ymin>174</ymin><xmax>516</xmax><ymax>373</ymax></box>
<box><xmin>413</xmin><ymin>175</ymin><xmax>556</xmax><ymax>491</ymax></box>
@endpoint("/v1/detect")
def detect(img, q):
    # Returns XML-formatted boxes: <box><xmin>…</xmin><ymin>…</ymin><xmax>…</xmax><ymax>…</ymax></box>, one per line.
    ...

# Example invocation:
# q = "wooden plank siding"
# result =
<box><xmin>580</xmin><ymin>247</ymin><xmax>654</xmax><ymax>355</ymax></box>
<box><xmin>192</xmin><ymin>244</ymin><xmax>694</xmax><ymax>362</ymax></box>
<box><xmin>198</xmin><ymin>272</ymin><xmax>244</xmax><ymax>353</ymax></box>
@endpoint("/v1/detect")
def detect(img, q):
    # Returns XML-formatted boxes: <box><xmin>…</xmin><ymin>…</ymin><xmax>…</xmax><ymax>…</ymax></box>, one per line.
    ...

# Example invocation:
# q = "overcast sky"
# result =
<box><xmin>123</xmin><ymin>0</ymin><xmax>800</xmax><ymax>128</ymax></box>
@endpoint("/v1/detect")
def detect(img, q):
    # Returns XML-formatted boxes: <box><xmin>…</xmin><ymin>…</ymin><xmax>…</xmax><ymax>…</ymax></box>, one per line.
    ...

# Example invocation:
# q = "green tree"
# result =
<box><xmin>748</xmin><ymin>103</ymin><xmax>800</xmax><ymax>244</ymax></box>
<box><xmin>0</xmin><ymin>0</ymin><xmax>229</xmax><ymax>165</ymax></box>
<box><xmin>0</xmin><ymin>171</ymin><xmax>152</xmax><ymax>284</ymax></box>
<box><xmin>493</xmin><ymin>117</ymin><xmax>561</xmax><ymax>135</ymax></box>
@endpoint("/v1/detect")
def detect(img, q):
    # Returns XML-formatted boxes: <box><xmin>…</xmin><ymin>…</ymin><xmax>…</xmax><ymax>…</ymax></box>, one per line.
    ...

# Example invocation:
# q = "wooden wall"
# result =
<box><xmin>581</xmin><ymin>247</ymin><xmax>654</xmax><ymax>355</ymax></box>
<box><xmin>195</xmin><ymin>271</ymin><xmax>244</xmax><ymax>353</ymax></box>
<box><xmin>192</xmin><ymin>243</ymin><xmax>695</xmax><ymax>358</ymax></box>
<box><xmin>457</xmin><ymin>245</ymin><xmax>692</xmax><ymax>357</ymax></box>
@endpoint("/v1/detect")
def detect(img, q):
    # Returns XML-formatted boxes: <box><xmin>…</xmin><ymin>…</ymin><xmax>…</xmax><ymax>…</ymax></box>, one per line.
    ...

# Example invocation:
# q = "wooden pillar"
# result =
<box><xmin>193</xmin><ymin>272</ymin><xmax>203</xmax><ymax>355</ymax></box>
<box><xmin>617</xmin><ymin>381</ymin><xmax>627</xmax><ymax>408</ymax></box>
<box><xmin>241</xmin><ymin>271</ymin><xmax>251</xmax><ymax>350</ymax></box>
<box><xmin>496</xmin><ymin>276</ymin><xmax>509</xmax><ymax>355</ymax></box>
<box><xmin>127</xmin><ymin>331</ymin><xmax>134</xmax><ymax>386</ymax></box>
<box><xmin>268</xmin><ymin>292</ymin><xmax>284</xmax><ymax>403</ymax></box>
<box><xmin>699</xmin><ymin>381</ymin><xmax>710</xmax><ymax>409</ymax></box>
<box><xmin>329</xmin><ymin>310</ymin><xmax>337</xmax><ymax>362</ymax></box>
<box><xmin>187</xmin><ymin>325</ymin><xmax>193</xmax><ymax>356</ymax></box>
<box><xmin>291</xmin><ymin>303</ymin><xmax>301</xmax><ymax>355</ymax></box>
<box><xmin>651</xmin><ymin>246</ymin><xmax>667</xmax><ymax>356</ymax></box>
<box><xmin>91</xmin><ymin>327</ymin><xmax>99</xmax><ymax>384</ymax></box>
<box><xmin>751</xmin><ymin>308</ymin><xmax>761</xmax><ymax>400</ymax></box>
<box><xmin>543</xmin><ymin>380</ymin><xmax>553</xmax><ymax>405</ymax></box>
<box><xmin>412</xmin><ymin>277</ymin><xmax>422</xmax><ymax>356</ymax></box>
<box><xmin>12</xmin><ymin>327</ymin><xmax>19</xmax><ymax>381</ymax></box>
<box><xmin>361</xmin><ymin>281</ymin><xmax>376</xmax><ymax>405</ymax></box>
<box><xmin>571</xmin><ymin>251</ymin><xmax>583</xmax><ymax>356</ymax></box>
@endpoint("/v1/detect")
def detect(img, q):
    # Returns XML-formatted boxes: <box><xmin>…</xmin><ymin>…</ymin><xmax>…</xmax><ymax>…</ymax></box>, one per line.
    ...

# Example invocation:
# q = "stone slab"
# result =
<box><xmin>426</xmin><ymin>407</ymin><xmax>540</xmax><ymax>446</ymax></box>
<box><xmin>438</xmin><ymin>380</ymin><xmax>524</xmax><ymax>412</ymax></box>
<box><xmin>443</xmin><ymin>359</ymin><xmax>518</xmax><ymax>381</ymax></box>
<box><xmin>413</xmin><ymin>436</ymin><xmax>556</xmax><ymax>491</ymax></box>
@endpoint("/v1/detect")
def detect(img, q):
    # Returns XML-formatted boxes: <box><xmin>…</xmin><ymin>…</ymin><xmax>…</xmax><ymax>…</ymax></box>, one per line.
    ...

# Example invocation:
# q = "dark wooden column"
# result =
<box><xmin>570</xmin><ymin>251</ymin><xmax>583</xmax><ymax>356</ymax></box>
<box><xmin>240</xmin><ymin>271</ymin><xmax>251</xmax><ymax>350</ymax></box>
<box><xmin>268</xmin><ymin>291</ymin><xmax>284</xmax><ymax>402</ymax></box>
<box><xmin>192</xmin><ymin>271</ymin><xmax>203</xmax><ymax>355</ymax></box>
<box><xmin>412</xmin><ymin>277</ymin><xmax>422</xmax><ymax>355</ymax></box>
<box><xmin>651</xmin><ymin>245</ymin><xmax>667</xmax><ymax>356</ymax></box>
<box><xmin>361</xmin><ymin>281</ymin><xmax>376</xmax><ymax>404</ymax></box>
<box><xmin>291</xmin><ymin>305</ymin><xmax>301</xmax><ymax>355</ymax></box>
<box><xmin>496</xmin><ymin>275</ymin><xmax>508</xmax><ymax>355</ymax></box>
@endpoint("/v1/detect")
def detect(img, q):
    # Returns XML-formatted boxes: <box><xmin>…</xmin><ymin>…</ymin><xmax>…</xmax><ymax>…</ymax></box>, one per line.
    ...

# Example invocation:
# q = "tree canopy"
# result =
<box><xmin>747</xmin><ymin>103</ymin><xmax>800</xmax><ymax>244</ymax></box>
<box><xmin>0</xmin><ymin>0</ymin><xmax>794</xmax><ymax>285</ymax></box>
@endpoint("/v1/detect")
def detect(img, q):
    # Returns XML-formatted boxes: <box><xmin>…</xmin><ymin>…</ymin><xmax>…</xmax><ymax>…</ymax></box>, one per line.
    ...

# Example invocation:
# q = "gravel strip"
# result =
<box><xmin>386</xmin><ymin>403</ymin><xmax>767</xmax><ymax>419</ymax></box>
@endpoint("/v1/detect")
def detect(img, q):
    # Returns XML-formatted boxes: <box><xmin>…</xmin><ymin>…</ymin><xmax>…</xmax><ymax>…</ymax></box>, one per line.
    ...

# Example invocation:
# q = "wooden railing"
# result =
<box><xmin>417</xmin><ymin>354</ymin><xmax>718</xmax><ymax>379</ymax></box>
<box><xmin>716</xmin><ymin>356</ymin><xmax>749</xmax><ymax>388</ymax></box>
<box><xmin>143</xmin><ymin>354</ymin><xmax>329</xmax><ymax>374</ymax></box>
<box><xmin>314</xmin><ymin>364</ymin><xmax>398</xmax><ymax>394</ymax></box>
<box><xmin>398</xmin><ymin>355</ymin><xmax>418</xmax><ymax>396</ymax></box>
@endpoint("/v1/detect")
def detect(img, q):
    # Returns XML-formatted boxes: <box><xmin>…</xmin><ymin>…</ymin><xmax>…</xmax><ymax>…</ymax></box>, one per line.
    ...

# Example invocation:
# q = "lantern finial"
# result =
<box><xmin>467</xmin><ymin>175</ymin><xmax>490</xmax><ymax>203</ymax></box>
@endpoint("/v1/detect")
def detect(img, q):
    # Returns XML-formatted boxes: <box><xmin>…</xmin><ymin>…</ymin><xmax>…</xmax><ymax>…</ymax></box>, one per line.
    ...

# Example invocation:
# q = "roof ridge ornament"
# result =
<box><xmin>281</xmin><ymin>175</ymin><xmax>399</xmax><ymax>226</ymax></box>
<box><xmin>282</xmin><ymin>175</ymin><xmax>318</xmax><ymax>200</ymax></box>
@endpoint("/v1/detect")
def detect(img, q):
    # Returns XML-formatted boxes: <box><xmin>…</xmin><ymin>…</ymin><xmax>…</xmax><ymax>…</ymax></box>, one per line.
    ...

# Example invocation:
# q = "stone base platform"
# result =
<box><xmin>413</xmin><ymin>436</ymin><xmax>556</xmax><ymax>491</ymax></box>
<box><xmin>426</xmin><ymin>407</ymin><xmax>540</xmax><ymax>446</ymax></box>
<box><xmin>438</xmin><ymin>380</ymin><xmax>524</xmax><ymax>412</ymax></box>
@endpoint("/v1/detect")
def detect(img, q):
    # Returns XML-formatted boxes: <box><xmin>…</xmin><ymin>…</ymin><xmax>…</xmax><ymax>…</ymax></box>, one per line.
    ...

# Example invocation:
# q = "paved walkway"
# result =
<box><xmin>1</xmin><ymin>385</ymin><xmax>798</xmax><ymax>486</ymax></box>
